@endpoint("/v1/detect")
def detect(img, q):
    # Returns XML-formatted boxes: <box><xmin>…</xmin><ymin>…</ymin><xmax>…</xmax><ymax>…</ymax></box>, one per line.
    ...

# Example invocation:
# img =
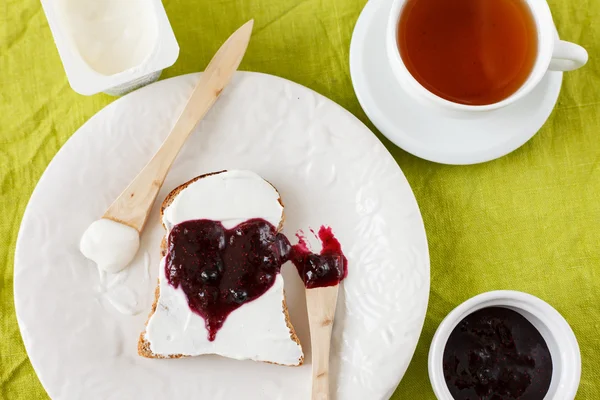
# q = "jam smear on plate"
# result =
<box><xmin>165</xmin><ymin>219</ymin><xmax>347</xmax><ymax>341</ymax></box>
<box><xmin>443</xmin><ymin>307</ymin><xmax>552</xmax><ymax>400</ymax></box>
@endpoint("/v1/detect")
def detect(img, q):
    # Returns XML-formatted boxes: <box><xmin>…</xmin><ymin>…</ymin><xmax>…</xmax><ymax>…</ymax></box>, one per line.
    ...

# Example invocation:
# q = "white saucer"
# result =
<box><xmin>349</xmin><ymin>0</ymin><xmax>563</xmax><ymax>165</ymax></box>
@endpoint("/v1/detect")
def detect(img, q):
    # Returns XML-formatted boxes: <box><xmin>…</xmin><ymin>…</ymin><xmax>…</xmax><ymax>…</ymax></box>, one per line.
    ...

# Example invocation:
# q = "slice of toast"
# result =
<box><xmin>138</xmin><ymin>170</ymin><xmax>303</xmax><ymax>366</ymax></box>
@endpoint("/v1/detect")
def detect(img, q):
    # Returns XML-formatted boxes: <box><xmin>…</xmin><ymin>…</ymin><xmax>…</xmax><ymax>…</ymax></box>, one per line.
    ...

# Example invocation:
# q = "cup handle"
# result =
<box><xmin>549</xmin><ymin>40</ymin><xmax>588</xmax><ymax>71</ymax></box>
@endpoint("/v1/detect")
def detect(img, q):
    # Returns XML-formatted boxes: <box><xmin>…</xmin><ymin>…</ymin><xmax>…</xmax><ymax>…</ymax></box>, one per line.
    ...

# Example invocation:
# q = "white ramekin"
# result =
<box><xmin>428</xmin><ymin>290</ymin><xmax>581</xmax><ymax>400</ymax></box>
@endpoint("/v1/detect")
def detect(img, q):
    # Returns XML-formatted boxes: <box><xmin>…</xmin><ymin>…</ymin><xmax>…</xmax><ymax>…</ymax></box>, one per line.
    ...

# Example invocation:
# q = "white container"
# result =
<box><xmin>41</xmin><ymin>0</ymin><xmax>179</xmax><ymax>96</ymax></box>
<box><xmin>428</xmin><ymin>290</ymin><xmax>581</xmax><ymax>400</ymax></box>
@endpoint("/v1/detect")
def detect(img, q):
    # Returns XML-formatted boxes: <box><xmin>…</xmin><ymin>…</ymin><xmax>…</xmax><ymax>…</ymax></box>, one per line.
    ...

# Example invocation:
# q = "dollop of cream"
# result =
<box><xmin>80</xmin><ymin>218</ymin><xmax>140</xmax><ymax>273</ymax></box>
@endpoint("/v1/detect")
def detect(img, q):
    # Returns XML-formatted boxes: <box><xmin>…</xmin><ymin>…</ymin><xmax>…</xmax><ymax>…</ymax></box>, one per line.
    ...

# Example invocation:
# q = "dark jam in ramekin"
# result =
<box><xmin>443</xmin><ymin>307</ymin><xmax>552</xmax><ymax>400</ymax></box>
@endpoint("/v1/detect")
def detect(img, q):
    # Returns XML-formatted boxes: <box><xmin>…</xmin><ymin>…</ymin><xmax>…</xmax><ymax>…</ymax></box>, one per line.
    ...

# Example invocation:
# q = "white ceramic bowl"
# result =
<box><xmin>428</xmin><ymin>290</ymin><xmax>581</xmax><ymax>399</ymax></box>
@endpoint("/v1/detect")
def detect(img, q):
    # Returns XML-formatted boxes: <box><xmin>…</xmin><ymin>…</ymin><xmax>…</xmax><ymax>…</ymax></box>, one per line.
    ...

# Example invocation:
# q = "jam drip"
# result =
<box><xmin>443</xmin><ymin>307</ymin><xmax>552</xmax><ymax>400</ymax></box>
<box><xmin>289</xmin><ymin>226</ymin><xmax>348</xmax><ymax>289</ymax></box>
<box><xmin>165</xmin><ymin>219</ymin><xmax>290</xmax><ymax>341</ymax></box>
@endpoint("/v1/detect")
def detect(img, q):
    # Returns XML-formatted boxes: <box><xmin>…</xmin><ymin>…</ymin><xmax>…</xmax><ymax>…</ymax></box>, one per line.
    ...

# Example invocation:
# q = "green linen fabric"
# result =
<box><xmin>1</xmin><ymin>0</ymin><xmax>599</xmax><ymax>398</ymax></box>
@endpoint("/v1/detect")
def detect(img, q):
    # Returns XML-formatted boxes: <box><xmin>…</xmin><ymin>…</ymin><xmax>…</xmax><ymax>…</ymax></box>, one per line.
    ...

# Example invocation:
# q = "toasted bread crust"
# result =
<box><xmin>138</xmin><ymin>171</ymin><xmax>303</xmax><ymax>365</ymax></box>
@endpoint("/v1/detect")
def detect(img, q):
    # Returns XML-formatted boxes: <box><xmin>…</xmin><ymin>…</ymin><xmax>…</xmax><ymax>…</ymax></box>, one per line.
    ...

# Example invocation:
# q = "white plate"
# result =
<box><xmin>14</xmin><ymin>72</ymin><xmax>429</xmax><ymax>400</ymax></box>
<box><xmin>350</xmin><ymin>0</ymin><xmax>563</xmax><ymax>165</ymax></box>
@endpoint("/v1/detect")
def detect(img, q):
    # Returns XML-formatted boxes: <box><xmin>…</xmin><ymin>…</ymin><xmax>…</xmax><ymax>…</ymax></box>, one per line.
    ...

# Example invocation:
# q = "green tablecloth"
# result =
<box><xmin>1</xmin><ymin>0</ymin><xmax>599</xmax><ymax>398</ymax></box>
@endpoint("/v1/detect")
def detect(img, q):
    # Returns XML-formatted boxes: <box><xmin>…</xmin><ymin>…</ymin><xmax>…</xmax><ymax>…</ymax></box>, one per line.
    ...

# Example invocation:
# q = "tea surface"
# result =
<box><xmin>398</xmin><ymin>0</ymin><xmax>538</xmax><ymax>105</ymax></box>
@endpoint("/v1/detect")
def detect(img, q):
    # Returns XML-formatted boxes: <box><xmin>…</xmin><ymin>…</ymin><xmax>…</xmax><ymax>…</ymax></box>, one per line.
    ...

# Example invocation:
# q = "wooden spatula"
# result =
<box><xmin>103</xmin><ymin>20</ymin><xmax>254</xmax><ymax>232</ymax></box>
<box><xmin>306</xmin><ymin>285</ymin><xmax>340</xmax><ymax>400</ymax></box>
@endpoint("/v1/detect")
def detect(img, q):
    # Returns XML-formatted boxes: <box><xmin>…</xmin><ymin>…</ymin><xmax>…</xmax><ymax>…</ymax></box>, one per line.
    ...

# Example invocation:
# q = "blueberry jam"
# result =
<box><xmin>289</xmin><ymin>227</ymin><xmax>348</xmax><ymax>289</ymax></box>
<box><xmin>443</xmin><ymin>307</ymin><xmax>552</xmax><ymax>400</ymax></box>
<box><xmin>165</xmin><ymin>219</ymin><xmax>348</xmax><ymax>341</ymax></box>
<box><xmin>165</xmin><ymin>219</ymin><xmax>290</xmax><ymax>341</ymax></box>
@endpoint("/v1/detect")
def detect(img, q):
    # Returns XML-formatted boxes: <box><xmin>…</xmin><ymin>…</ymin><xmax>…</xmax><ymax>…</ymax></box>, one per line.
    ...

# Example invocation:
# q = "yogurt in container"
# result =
<box><xmin>41</xmin><ymin>0</ymin><xmax>179</xmax><ymax>95</ymax></box>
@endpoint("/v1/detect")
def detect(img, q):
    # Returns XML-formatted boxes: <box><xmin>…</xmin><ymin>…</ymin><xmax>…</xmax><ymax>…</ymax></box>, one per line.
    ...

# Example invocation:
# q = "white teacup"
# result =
<box><xmin>386</xmin><ymin>0</ymin><xmax>588</xmax><ymax>112</ymax></box>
